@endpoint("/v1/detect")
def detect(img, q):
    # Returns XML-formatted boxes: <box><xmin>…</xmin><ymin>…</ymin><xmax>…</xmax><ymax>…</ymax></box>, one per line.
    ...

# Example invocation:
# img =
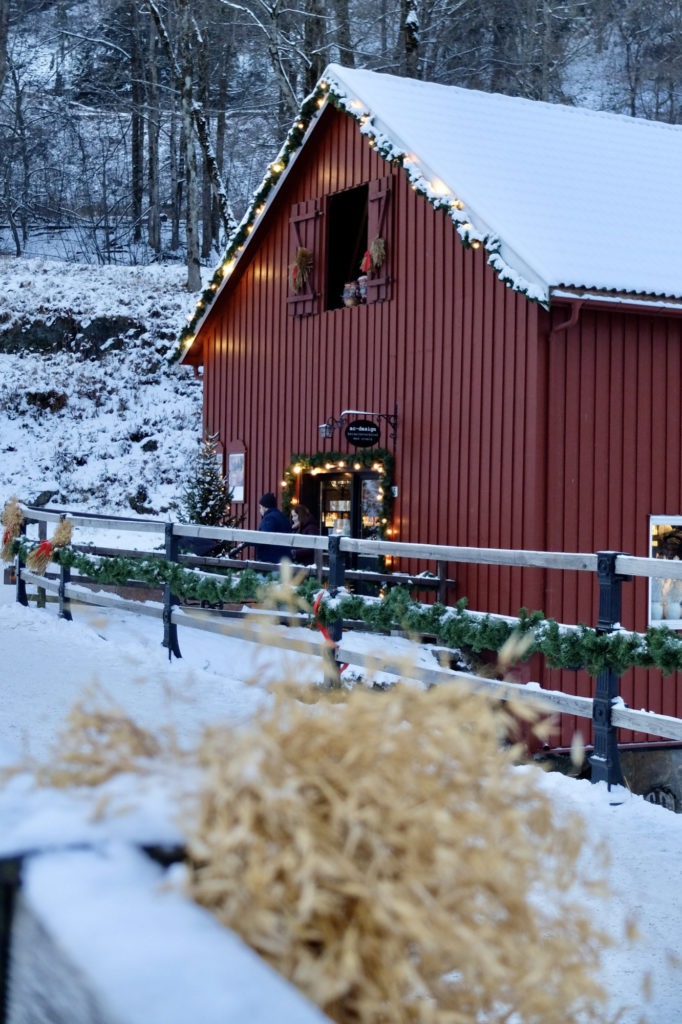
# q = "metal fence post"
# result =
<box><xmin>58</xmin><ymin>563</ymin><xmax>72</xmax><ymax>621</ymax></box>
<box><xmin>437</xmin><ymin>560</ymin><xmax>447</xmax><ymax>604</ymax></box>
<box><xmin>0</xmin><ymin>857</ymin><xmax>22</xmax><ymax>1024</ymax></box>
<box><xmin>57</xmin><ymin>515</ymin><xmax>72</xmax><ymax>621</ymax></box>
<box><xmin>325</xmin><ymin>536</ymin><xmax>346</xmax><ymax>686</ymax></box>
<box><xmin>590</xmin><ymin>551</ymin><xmax>630</xmax><ymax>790</ymax></box>
<box><xmin>15</xmin><ymin>522</ymin><xmax>27</xmax><ymax>608</ymax></box>
<box><xmin>36</xmin><ymin>521</ymin><xmax>47</xmax><ymax>609</ymax></box>
<box><xmin>162</xmin><ymin>523</ymin><xmax>182</xmax><ymax>660</ymax></box>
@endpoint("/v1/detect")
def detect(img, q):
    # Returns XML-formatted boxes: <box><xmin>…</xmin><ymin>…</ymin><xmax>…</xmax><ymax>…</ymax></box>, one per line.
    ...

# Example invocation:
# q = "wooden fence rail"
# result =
<box><xmin>18</xmin><ymin>569</ymin><xmax>682</xmax><ymax>748</ymax></box>
<box><xmin>13</xmin><ymin>503</ymin><xmax>682</xmax><ymax>792</ymax></box>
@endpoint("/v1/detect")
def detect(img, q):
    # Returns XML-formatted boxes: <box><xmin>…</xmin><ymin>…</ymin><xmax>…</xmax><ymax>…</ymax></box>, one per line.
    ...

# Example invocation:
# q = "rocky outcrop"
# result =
<box><xmin>0</xmin><ymin>315</ymin><xmax>144</xmax><ymax>356</ymax></box>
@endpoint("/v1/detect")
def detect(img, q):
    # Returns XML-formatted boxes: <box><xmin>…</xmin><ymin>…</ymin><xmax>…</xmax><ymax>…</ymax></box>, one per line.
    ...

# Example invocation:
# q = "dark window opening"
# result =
<box><xmin>325</xmin><ymin>185</ymin><xmax>368</xmax><ymax>310</ymax></box>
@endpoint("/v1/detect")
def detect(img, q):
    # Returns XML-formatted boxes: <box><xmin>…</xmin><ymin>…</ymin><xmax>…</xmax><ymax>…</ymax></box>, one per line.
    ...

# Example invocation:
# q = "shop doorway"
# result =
<box><xmin>299</xmin><ymin>469</ymin><xmax>382</xmax><ymax>574</ymax></box>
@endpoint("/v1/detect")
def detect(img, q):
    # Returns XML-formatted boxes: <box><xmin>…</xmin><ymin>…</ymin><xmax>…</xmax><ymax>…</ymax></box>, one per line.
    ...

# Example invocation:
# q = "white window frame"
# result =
<box><xmin>649</xmin><ymin>515</ymin><xmax>682</xmax><ymax>628</ymax></box>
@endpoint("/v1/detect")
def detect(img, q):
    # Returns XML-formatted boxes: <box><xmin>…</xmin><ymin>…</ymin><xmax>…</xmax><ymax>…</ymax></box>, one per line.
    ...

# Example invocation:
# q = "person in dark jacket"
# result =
<box><xmin>229</xmin><ymin>492</ymin><xmax>291</xmax><ymax>564</ymax></box>
<box><xmin>256</xmin><ymin>492</ymin><xmax>291</xmax><ymax>563</ymax></box>
<box><xmin>291</xmin><ymin>504</ymin><xmax>318</xmax><ymax>564</ymax></box>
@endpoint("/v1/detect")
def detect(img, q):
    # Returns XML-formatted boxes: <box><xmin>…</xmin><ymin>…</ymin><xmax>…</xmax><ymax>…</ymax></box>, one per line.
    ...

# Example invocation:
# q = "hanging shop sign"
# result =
<box><xmin>345</xmin><ymin>419</ymin><xmax>380</xmax><ymax>448</ymax></box>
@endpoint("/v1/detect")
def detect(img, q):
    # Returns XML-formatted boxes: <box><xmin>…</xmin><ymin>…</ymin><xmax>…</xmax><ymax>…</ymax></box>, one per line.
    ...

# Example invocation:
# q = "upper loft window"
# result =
<box><xmin>287</xmin><ymin>176</ymin><xmax>392</xmax><ymax>319</ymax></box>
<box><xmin>325</xmin><ymin>185</ymin><xmax>368</xmax><ymax>310</ymax></box>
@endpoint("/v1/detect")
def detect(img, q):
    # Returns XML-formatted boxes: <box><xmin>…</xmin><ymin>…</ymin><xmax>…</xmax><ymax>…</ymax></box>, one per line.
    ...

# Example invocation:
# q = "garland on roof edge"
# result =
<box><xmin>8</xmin><ymin>536</ymin><xmax>682</xmax><ymax>678</ymax></box>
<box><xmin>172</xmin><ymin>79</ymin><xmax>546</xmax><ymax>364</ymax></box>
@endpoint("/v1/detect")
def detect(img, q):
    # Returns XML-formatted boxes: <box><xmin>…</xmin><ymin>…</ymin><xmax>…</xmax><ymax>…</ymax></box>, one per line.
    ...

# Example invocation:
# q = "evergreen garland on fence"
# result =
<box><xmin>9</xmin><ymin>538</ymin><xmax>682</xmax><ymax>677</ymax></box>
<box><xmin>12</xmin><ymin>540</ymin><xmax>268</xmax><ymax>607</ymax></box>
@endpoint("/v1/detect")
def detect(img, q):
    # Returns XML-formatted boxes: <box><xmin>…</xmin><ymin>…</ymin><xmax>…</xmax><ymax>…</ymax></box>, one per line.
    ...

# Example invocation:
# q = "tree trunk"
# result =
<box><xmin>197</xmin><ymin>33</ymin><xmax>213</xmax><ymax>259</ymax></box>
<box><xmin>333</xmin><ymin>0</ymin><xmax>355</xmax><ymax>69</ymax></box>
<box><xmin>180</xmin><ymin>0</ymin><xmax>201</xmax><ymax>291</ymax></box>
<box><xmin>213</xmin><ymin>62</ymin><xmax>228</xmax><ymax>251</ymax></box>
<box><xmin>147</xmin><ymin>24</ymin><xmax>161</xmax><ymax>253</ymax></box>
<box><xmin>131</xmin><ymin>15</ymin><xmax>145</xmax><ymax>243</ymax></box>
<box><xmin>0</xmin><ymin>0</ymin><xmax>9</xmax><ymax>99</ymax></box>
<box><xmin>400</xmin><ymin>0</ymin><xmax>420</xmax><ymax>77</ymax></box>
<box><xmin>170</xmin><ymin>113</ymin><xmax>182</xmax><ymax>252</ymax></box>
<box><xmin>303</xmin><ymin>0</ymin><xmax>327</xmax><ymax>94</ymax></box>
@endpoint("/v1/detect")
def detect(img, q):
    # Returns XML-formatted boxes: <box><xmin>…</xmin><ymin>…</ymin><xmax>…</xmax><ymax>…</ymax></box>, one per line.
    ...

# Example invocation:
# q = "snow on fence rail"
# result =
<box><xmin>13</xmin><ymin>504</ymin><xmax>682</xmax><ymax>790</ymax></box>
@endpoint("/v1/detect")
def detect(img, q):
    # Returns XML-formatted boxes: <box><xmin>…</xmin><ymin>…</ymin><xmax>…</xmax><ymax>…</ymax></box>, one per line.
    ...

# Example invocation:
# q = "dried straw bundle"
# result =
<box><xmin>51</xmin><ymin>518</ymin><xmax>73</xmax><ymax>549</ymax></box>
<box><xmin>26</xmin><ymin>541</ymin><xmax>53</xmax><ymax>575</ymax></box>
<box><xmin>25</xmin><ymin>518</ymin><xmax>73</xmax><ymax>575</ymax></box>
<box><xmin>289</xmin><ymin>246</ymin><xmax>314</xmax><ymax>293</ymax></box>
<box><xmin>187</xmin><ymin>683</ymin><xmax>615</xmax><ymax>1024</ymax></box>
<box><xmin>36</xmin><ymin>688</ymin><xmax>162</xmax><ymax>787</ymax></box>
<box><xmin>369</xmin><ymin>235</ymin><xmax>386</xmax><ymax>271</ymax></box>
<box><xmin>1</xmin><ymin>496</ymin><xmax>23</xmax><ymax>562</ymax></box>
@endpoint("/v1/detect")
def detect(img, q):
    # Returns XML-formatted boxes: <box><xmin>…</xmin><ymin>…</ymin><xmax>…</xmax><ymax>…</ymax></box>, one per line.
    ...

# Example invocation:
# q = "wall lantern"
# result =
<box><xmin>318</xmin><ymin>404</ymin><xmax>398</xmax><ymax>444</ymax></box>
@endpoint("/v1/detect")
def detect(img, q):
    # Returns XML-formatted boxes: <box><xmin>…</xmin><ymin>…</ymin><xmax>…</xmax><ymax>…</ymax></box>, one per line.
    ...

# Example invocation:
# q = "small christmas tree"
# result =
<box><xmin>180</xmin><ymin>433</ymin><xmax>232</xmax><ymax>526</ymax></box>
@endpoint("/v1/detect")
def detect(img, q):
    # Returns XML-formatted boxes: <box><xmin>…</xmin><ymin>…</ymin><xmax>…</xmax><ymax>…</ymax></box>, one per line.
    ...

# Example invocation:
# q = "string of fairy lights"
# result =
<box><xmin>280</xmin><ymin>449</ymin><xmax>395</xmax><ymax>540</ymax></box>
<box><xmin>172</xmin><ymin>73</ymin><xmax>543</xmax><ymax>365</ymax></box>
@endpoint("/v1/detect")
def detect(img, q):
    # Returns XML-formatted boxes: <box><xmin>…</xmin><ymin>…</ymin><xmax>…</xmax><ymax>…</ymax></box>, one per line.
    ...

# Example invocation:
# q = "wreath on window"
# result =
<box><xmin>289</xmin><ymin>246</ymin><xmax>313</xmax><ymax>293</ymax></box>
<box><xmin>360</xmin><ymin>236</ymin><xmax>386</xmax><ymax>274</ymax></box>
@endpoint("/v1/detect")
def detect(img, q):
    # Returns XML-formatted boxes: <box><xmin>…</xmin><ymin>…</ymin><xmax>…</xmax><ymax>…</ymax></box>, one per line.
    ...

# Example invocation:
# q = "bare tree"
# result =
<box><xmin>130</xmin><ymin>1</ymin><xmax>145</xmax><ymax>242</ymax></box>
<box><xmin>302</xmin><ymin>0</ymin><xmax>327</xmax><ymax>93</ymax></box>
<box><xmin>179</xmin><ymin>0</ymin><xmax>201</xmax><ymax>290</ymax></box>
<box><xmin>610</xmin><ymin>0</ymin><xmax>682</xmax><ymax>121</ymax></box>
<box><xmin>399</xmin><ymin>0</ymin><xmax>420</xmax><ymax>77</ymax></box>
<box><xmin>0</xmin><ymin>0</ymin><xmax>9</xmax><ymax>99</ymax></box>
<box><xmin>146</xmin><ymin>21</ymin><xmax>162</xmax><ymax>253</ymax></box>
<box><xmin>332</xmin><ymin>0</ymin><xmax>355</xmax><ymax>69</ymax></box>
<box><xmin>142</xmin><ymin>0</ymin><xmax>238</xmax><ymax>238</ymax></box>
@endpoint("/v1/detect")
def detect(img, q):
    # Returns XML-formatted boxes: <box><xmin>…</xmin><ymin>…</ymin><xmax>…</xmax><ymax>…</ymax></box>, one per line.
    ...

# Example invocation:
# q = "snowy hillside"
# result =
<box><xmin>0</xmin><ymin>257</ymin><xmax>204</xmax><ymax>517</ymax></box>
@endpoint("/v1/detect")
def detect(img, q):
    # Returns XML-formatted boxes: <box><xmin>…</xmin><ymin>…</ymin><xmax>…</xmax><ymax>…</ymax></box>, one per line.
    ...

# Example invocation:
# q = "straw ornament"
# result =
<box><xmin>26</xmin><ymin>540</ymin><xmax>54</xmax><ymax>575</ymax></box>
<box><xmin>361</xmin><ymin>236</ymin><xmax>386</xmax><ymax>274</ymax></box>
<box><xmin>289</xmin><ymin>246</ymin><xmax>313</xmax><ymax>293</ymax></box>
<box><xmin>1</xmin><ymin>497</ymin><xmax>23</xmax><ymax>562</ymax></box>
<box><xmin>26</xmin><ymin>518</ymin><xmax>73</xmax><ymax>575</ymax></box>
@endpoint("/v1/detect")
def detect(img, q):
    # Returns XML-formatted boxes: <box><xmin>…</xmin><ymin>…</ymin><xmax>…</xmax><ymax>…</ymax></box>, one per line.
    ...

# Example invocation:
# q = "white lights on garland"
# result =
<box><xmin>172</xmin><ymin>71</ymin><xmax>548</xmax><ymax>364</ymax></box>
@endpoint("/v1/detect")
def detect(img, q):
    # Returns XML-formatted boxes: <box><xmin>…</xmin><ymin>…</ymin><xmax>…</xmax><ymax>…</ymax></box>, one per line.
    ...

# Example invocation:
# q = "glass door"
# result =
<box><xmin>358</xmin><ymin>474</ymin><xmax>381</xmax><ymax>540</ymax></box>
<box><xmin>300</xmin><ymin>470</ymin><xmax>381</xmax><ymax>583</ymax></box>
<box><xmin>319</xmin><ymin>473</ymin><xmax>352</xmax><ymax>536</ymax></box>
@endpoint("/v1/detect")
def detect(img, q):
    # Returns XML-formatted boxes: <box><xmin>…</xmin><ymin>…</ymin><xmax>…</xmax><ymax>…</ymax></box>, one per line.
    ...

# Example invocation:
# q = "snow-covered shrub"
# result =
<box><xmin>178</xmin><ymin>433</ymin><xmax>232</xmax><ymax>527</ymax></box>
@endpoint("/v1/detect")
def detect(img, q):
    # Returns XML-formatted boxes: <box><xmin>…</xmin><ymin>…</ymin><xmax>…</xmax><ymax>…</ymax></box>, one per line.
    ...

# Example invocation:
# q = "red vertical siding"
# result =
<box><xmin>202</xmin><ymin>106</ymin><xmax>544</xmax><ymax>608</ymax></box>
<box><xmin>197</xmin><ymin>103</ymin><xmax>682</xmax><ymax>732</ymax></box>
<box><xmin>544</xmin><ymin>305</ymin><xmax>682</xmax><ymax>742</ymax></box>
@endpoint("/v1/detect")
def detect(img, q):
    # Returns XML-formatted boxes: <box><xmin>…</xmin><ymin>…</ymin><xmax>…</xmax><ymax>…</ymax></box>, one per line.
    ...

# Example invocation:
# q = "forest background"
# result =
<box><xmin>1</xmin><ymin>0</ymin><xmax>681</xmax><ymax>289</ymax></box>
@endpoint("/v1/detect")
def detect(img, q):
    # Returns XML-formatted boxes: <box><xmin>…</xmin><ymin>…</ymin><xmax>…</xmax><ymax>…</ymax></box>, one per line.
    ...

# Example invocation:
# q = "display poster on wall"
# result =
<box><xmin>228</xmin><ymin>452</ymin><xmax>245</xmax><ymax>502</ymax></box>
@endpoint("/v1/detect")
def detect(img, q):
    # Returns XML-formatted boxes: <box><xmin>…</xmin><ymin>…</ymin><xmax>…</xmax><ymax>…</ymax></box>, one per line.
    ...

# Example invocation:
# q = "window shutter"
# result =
<box><xmin>365</xmin><ymin>176</ymin><xmax>392</xmax><ymax>304</ymax></box>
<box><xmin>287</xmin><ymin>198</ymin><xmax>320</xmax><ymax>317</ymax></box>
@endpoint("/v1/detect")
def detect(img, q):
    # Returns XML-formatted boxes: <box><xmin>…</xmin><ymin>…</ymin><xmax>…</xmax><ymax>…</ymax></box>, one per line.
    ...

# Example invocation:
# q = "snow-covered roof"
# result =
<box><xmin>325</xmin><ymin>64</ymin><xmax>682</xmax><ymax>304</ymax></box>
<box><xmin>177</xmin><ymin>65</ymin><xmax>682</xmax><ymax>361</ymax></box>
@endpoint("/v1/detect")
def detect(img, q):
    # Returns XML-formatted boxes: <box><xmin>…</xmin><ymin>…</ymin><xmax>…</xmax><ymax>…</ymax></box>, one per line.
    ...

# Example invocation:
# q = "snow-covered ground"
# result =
<box><xmin>0</xmin><ymin>257</ymin><xmax>204</xmax><ymax>516</ymax></box>
<box><xmin>1</xmin><ymin>582</ymin><xmax>682</xmax><ymax>1022</ymax></box>
<box><xmin>2</xmin><ymin>256</ymin><xmax>682</xmax><ymax>1021</ymax></box>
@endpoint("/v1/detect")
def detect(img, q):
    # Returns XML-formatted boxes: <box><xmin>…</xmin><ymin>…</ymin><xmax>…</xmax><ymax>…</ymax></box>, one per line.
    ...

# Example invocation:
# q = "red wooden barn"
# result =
<box><xmin>179</xmin><ymin>65</ymin><xmax>682</xmax><ymax>754</ymax></box>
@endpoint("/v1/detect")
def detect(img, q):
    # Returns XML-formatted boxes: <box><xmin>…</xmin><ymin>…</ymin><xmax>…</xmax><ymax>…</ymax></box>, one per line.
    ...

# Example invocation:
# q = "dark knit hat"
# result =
<box><xmin>259</xmin><ymin>492</ymin><xmax>277</xmax><ymax>509</ymax></box>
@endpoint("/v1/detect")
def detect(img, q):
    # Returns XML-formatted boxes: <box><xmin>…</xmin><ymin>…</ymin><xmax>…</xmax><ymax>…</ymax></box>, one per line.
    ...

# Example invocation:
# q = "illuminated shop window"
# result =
<box><xmin>649</xmin><ymin>516</ymin><xmax>682</xmax><ymax>627</ymax></box>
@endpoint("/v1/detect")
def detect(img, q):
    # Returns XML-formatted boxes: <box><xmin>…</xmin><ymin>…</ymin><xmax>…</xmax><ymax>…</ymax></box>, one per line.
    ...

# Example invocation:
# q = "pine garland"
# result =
<box><xmin>10</xmin><ymin>540</ymin><xmax>270</xmax><ymax>607</ymax></box>
<box><xmin>172</xmin><ymin>74</ymin><xmax>548</xmax><ymax>364</ymax></box>
<box><xmin>281</xmin><ymin>448</ymin><xmax>394</xmax><ymax>534</ymax></box>
<box><xmin>312</xmin><ymin>589</ymin><xmax>682</xmax><ymax>678</ymax></box>
<box><xmin>8</xmin><ymin>536</ymin><xmax>682</xmax><ymax>677</ymax></box>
